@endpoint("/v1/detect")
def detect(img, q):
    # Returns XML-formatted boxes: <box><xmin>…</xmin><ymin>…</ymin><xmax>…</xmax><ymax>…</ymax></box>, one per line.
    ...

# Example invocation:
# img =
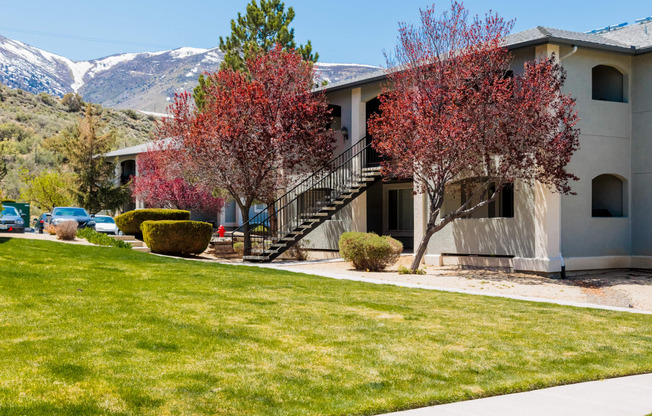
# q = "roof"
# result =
<box><xmin>104</xmin><ymin>138</ymin><xmax>173</xmax><ymax>158</ymax></box>
<box><xmin>105</xmin><ymin>142</ymin><xmax>152</xmax><ymax>158</ymax></box>
<box><xmin>319</xmin><ymin>21</ymin><xmax>652</xmax><ymax>93</ymax></box>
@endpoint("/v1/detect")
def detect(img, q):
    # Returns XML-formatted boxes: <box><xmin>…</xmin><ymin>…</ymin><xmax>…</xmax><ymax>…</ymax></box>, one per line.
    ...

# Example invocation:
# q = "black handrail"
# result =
<box><xmin>232</xmin><ymin>136</ymin><xmax>382</xmax><ymax>258</ymax></box>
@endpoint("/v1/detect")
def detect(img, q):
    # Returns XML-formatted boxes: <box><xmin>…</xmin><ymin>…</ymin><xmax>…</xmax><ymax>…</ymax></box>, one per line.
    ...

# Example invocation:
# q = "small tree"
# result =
<box><xmin>368</xmin><ymin>3</ymin><xmax>580</xmax><ymax>271</ymax></box>
<box><xmin>194</xmin><ymin>0</ymin><xmax>317</xmax><ymax>109</ymax></box>
<box><xmin>45</xmin><ymin>105</ymin><xmax>130</xmax><ymax>213</ymax></box>
<box><xmin>162</xmin><ymin>45</ymin><xmax>334</xmax><ymax>255</ymax></box>
<box><xmin>131</xmin><ymin>148</ymin><xmax>224</xmax><ymax>215</ymax></box>
<box><xmin>19</xmin><ymin>170</ymin><xmax>75</xmax><ymax>212</ymax></box>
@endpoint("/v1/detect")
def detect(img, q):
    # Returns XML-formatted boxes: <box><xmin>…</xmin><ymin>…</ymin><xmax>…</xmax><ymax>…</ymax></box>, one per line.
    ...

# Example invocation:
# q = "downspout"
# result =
<box><xmin>555</xmin><ymin>45</ymin><xmax>575</xmax><ymax>280</ymax></box>
<box><xmin>560</xmin><ymin>45</ymin><xmax>578</xmax><ymax>61</ymax></box>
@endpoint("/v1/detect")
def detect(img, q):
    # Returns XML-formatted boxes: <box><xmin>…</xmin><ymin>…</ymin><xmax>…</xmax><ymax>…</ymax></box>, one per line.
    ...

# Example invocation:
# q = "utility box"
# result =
<box><xmin>2</xmin><ymin>202</ymin><xmax>30</xmax><ymax>228</ymax></box>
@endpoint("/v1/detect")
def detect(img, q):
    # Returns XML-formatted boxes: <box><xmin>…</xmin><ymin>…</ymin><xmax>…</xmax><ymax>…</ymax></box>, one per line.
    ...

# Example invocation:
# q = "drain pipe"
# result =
<box><xmin>559</xmin><ymin>252</ymin><xmax>566</xmax><ymax>279</ymax></box>
<box><xmin>560</xmin><ymin>45</ymin><xmax>578</xmax><ymax>61</ymax></box>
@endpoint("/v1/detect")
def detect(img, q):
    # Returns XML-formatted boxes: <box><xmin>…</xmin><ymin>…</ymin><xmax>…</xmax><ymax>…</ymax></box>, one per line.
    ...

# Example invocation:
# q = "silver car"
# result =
<box><xmin>93</xmin><ymin>215</ymin><xmax>119</xmax><ymax>234</ymax></box>
<box><xmin>0</xmin><ymin>206</ymin><xmax>25</xmax><ymax>233</ymax></box>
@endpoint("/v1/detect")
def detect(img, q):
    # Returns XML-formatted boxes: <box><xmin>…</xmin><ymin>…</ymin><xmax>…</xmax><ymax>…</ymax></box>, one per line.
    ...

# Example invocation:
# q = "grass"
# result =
<box><xmin>0</xmin><ymin>237</ymin><xmax>651</xmax><ymax>415</ymax></box>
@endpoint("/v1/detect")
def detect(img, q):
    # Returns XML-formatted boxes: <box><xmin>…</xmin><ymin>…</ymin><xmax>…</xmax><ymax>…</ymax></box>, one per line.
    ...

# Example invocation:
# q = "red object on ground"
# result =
<box><xmin>218</xmin><ymin>225</ymin><xmax>225</xmax><ymax>237</ymax></box>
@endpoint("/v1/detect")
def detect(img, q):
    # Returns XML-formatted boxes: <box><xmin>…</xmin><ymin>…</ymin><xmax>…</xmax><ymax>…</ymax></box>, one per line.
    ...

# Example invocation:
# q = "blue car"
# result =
<box><xmin>50</xmin><ymin>207</ymin><xmax>96</xmax><ymax>230</ymax></box>
<box><xmin>0</xmin><ymin>206</ymin><xmax>25</xmax><ymax>233</ymax></box>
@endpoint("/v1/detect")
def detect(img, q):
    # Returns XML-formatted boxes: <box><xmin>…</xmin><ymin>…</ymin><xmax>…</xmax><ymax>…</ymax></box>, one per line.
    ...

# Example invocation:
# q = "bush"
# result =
<box><xmin>287</xmin><ymin>239</ymin><xmax>310</xmax><ymax>261</ymax></box>
<box><xmin>339</xmin><ymin>232</ymin><xmax>403</xmax><ymax>271</ymax></box>
<box><xmin>115</xmin><ymin>209</ymin><xmax>190</xmax><ymax>238</ymax></box>
<box><xmin>398</xmin><ymin>265</ymin><xmax>426</xmax><ymax>275</ymax></box>
<box><xmin>44</xmin><ymin>223</ymin><xmax>57</xmax><ymax>235</ymax></box>
<box><xmin>232</xmin><ymin>241</ymin><xmax>261</xmax><ymax>256</ymax></box>
<box><xmin>77</xmin><ymin>228</ymin><xmax>132</xmax><ymax>249</ymax></box>
<box><xmin>251</xmin><ymin>224</ymin><xmax>268</xmax><ymax>235</ymax></box>
<box><xmin>61</xmin><ymin>93</ymin><xmax>84</xmax><ymax>112</ymax></box>
<box><xmin>141</xmin><ymin>220</ymin><xmax>212</xmax><ymax>256</ymax></box>
<box><xmin>55</xmin><ymin>221</ymin><xmax>78</xmax><ymax>240</ymax></box>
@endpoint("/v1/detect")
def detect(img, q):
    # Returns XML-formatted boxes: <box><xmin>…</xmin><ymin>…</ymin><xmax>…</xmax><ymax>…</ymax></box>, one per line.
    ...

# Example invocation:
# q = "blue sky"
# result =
<box><xmin>1</xmin><ymin>1</ymin><xmax>651</xmax><ymax>65</ymax></box>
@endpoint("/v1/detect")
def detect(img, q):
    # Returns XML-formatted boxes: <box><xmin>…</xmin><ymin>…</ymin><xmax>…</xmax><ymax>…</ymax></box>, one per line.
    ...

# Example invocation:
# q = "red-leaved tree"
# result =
<box><xmin>159</xmin><ymin>45</ymin><xmax>335</xmax><ymax>254</ymax></box>
<box><xmin>368</xmin><ymin>2</ymin><xmax>580</xmax><ymax>271</ymax></box>
<box><xmin>131</xmin><ymin>147</ymin><xmax>224</xmax><ymax>215</ymax></box>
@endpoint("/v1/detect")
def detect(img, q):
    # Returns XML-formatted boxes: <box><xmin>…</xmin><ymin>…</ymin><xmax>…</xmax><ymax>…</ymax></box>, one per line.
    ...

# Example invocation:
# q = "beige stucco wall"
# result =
<box><xmin>557</xmin><ymin>48</ymin><xmax>632</xmax><ymax>258</ymax></box>
<box><xmin>631</xmin><ymin>51</ymin><xmax>652</xmax><ymax>256</ymax></box>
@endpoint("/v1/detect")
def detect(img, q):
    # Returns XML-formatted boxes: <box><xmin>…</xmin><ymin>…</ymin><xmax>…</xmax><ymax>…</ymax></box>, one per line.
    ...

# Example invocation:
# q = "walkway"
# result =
<box><xmin>380</xmin><ymin>373</ymin><xmax>652</xmax><ymax>416</ymax></box>
<box><xmin>259</xmin><ymin>260</ymin><xmax>652</xmax><ymax>315</ymax></box>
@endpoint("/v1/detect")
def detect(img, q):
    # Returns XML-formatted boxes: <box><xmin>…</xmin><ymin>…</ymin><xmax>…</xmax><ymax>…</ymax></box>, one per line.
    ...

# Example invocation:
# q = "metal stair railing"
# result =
<box><xmin>232</xmin><ymin>136</ymin><xmax>382</xmax><ymax>258</ymax></box>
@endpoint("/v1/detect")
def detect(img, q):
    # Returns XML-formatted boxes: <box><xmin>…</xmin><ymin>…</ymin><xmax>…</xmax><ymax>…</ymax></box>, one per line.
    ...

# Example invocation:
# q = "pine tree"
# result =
<box><xmin>45</xmin><ymin>105</ymin><xmax>130</xmax><ymax>213</ymax></box>
<box><xmin>193</xmin><ymin>0</ymin><xmax>317</xmax><ymax>109</ymax></box>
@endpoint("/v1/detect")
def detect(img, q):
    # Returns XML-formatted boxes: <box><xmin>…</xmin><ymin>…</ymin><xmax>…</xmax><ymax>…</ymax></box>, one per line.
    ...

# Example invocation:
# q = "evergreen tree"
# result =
<box><xmin>45</xmin><ymin>105</ymin><xmax>130</xmax><ymax>213</ymax></box>
<box><xmin>193</xmin><ymin>0</ymin><xmax>317</xmax><ymax>109</ymax></box>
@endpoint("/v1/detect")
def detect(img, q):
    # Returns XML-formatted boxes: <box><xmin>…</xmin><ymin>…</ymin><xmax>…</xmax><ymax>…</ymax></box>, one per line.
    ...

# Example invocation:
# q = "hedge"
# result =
<box><xmin>339</xmin><ymin>232</ymin><xmax>403</xmax><ymax>271</ymax></box>
<box><xmin>141</xmin><ymin>220</ymin><xmax>212</xmax><ymax>256</ymax></box>
<box><xmin>115</xmin><ymin>209</ymin><xmax>190</xmax><ymax>238</ymax></box>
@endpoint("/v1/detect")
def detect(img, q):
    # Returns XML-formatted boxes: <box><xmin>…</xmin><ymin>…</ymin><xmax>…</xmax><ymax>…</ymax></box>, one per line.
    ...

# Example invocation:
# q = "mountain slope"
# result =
<box><xmin>0</xmin><ymin>35</ymin><xmax>382</xmax><ymax>112</ymax></box>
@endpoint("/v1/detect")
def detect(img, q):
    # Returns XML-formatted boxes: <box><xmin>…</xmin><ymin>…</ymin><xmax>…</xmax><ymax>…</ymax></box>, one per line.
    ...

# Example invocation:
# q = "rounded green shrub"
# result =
<box><xmin>141</xmin><ymin>220</ymin><xmax>212</xmax><ymax>256</ymax></box>
<box><xmin>115</xmin><ymin>209</ymin><xmax>190</xmax><ymax>237</ymax></box>
<box><xmin>339</xmin><ymin>232</ymin><xmax>403</xmax><ymax>271</ymax></box>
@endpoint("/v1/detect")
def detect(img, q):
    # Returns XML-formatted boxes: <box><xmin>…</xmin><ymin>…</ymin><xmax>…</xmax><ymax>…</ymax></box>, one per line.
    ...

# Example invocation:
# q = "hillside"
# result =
<box><xmin>0</xmin><ymin>83</ymin><xmax>157</xmax><ymax>200</ymax></box>
<box><xmin>0</xmin><ymin>35</ymin><xmax>383</xmax><ymax>113</ymax></box>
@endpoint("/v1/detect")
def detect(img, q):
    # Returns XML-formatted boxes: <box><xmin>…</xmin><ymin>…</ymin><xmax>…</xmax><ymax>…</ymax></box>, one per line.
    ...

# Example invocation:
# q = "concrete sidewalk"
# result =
<box><xmin>381</xmin><ymin>373</ymin><xmax>652</xmax><ymax>416</ymax></box>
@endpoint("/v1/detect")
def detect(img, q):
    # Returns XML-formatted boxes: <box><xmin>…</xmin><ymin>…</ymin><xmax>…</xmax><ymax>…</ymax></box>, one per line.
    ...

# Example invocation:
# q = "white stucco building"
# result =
<box><xmin>110</xmin><ymin>20</ymin><xmax>652</xmax><ymax>272</ymax></box>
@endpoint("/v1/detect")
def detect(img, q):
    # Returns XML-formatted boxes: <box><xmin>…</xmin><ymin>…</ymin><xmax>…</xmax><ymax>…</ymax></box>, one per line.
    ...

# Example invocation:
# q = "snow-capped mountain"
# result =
<box><xmin>0</xmin><ymin>35</ymin><xmax>382</xmax><ymax>112</ymax></box>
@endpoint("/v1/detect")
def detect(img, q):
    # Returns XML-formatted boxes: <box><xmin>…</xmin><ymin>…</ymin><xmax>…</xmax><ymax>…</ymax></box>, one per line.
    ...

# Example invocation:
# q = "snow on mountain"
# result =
<box><xmin>0</xmin><ymin>35</ymin><xmax>382</xmax><ymax>112</ymax></box>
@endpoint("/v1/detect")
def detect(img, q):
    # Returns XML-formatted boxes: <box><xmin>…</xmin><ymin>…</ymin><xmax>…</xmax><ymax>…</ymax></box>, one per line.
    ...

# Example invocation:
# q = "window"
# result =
<box><xmin>592</xmin><ymin>65</ymin><xmax>624</xmax><ymax>102</ymax></box>
<box><xmin>592</xmin><ymin>174</ymin><xmax>624</xmax><ymax>217</ymax></box>
<box><xmin>328</xmin><ymin>105</ymin><xmax>342</xmax><ymax>131</ymax></box>
<box><xmin>460</xmin><ymin>181</ymin><xmax>514</xmax><ymax>219</ymax></box>
<box><xmin>120</xmin><ymin>160</ymin><xmax>136</xmax><ymax>185</ymax></box>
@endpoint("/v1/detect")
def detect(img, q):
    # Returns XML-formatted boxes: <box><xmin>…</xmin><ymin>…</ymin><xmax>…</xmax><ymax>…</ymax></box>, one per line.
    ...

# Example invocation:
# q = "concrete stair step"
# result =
<box><xmin>111</xmin><ymin>234</ymin><xmax>136</xmax><ymax>241</ymax></box>
<box><xmin>132</xmin><ymin>246</ymin><xmax>151</xmax><ymax>253</ymax></box>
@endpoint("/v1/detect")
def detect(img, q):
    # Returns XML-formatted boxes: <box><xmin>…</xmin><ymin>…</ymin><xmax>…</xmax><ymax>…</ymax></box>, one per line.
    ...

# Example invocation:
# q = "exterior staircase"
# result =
<box><xmin>233</xmin><ymin>136</ymin><xmax>383</xmax><ymax>262</ymax></box>
<box><xmin>111</xmin><ymin>234</ymin><xmax>151</xmax><ymax>252</ymax></box>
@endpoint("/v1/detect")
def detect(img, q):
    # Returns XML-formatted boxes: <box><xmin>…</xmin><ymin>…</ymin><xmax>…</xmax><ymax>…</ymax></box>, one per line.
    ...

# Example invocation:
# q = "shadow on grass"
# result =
<box><xmin>0</xmin><ymin>402</ymin><xmax>127</xmax><ymax>416</ymax></box>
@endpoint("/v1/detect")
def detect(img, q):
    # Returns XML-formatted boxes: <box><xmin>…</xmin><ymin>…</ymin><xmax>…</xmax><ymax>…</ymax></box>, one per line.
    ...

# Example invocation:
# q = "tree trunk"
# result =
<box><xmin>410</xmin><ymin>227</ymin><xmax>434</xmax><ymax>271</ymax></box>
<box><xmin>241</xmin><ymin>205</ymin><xmax>251</xmax><ymax>256</ymax></box>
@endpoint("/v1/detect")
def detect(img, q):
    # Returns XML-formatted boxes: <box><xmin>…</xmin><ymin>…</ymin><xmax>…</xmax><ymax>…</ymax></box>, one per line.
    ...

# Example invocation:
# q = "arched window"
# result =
<box><xmin>592</xmin><ymin>65</ymin><xmax>624</xmax><ymax>102</ymax></box>
<box><xmin>592</xmin><ymin>174</ymin><xmax>624</xmax><ymax>217</ymax></box>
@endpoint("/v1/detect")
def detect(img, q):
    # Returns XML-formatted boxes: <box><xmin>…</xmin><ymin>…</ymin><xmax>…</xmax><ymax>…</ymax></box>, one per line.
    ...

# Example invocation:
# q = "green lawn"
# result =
<box><xmin>0</xmin><ymin>237</ymin><xmax>651</xmax><ymax>416</ymax></box>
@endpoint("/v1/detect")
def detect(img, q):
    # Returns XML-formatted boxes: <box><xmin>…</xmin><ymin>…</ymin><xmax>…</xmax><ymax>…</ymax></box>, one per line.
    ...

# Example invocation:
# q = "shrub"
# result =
<box><xmin>251</xmin><ymin>224</ymin><xmax>268</xmax><ymax>235</ymax></box>
<box><xmin>77</xmin><ymin>228</ymin><xmax>132</xmax><ymax>249</ymax></box>
<box><xmin>398</xmin><ymin>265</ymin><xmax>426</xmax><ymax>275</ymax></box>
<box><xmin>287</xmin><ymin>239</ymin><xmax>310</xmax><ymax>261</ymax></box>
<box><xmin>55</xmin><ymin>221</ymin><xmax>78</xmax><ymax>240</ymax></box>
<box><xmin>44</xmin><ymin>223</ymin><xmax>57</xmax><ymax>235</ymax></box>
<box><xmin>339</xmin><ymin>232</ymin><xmax>403</xmax><ymax>271</ymax></box>
<box><xmin>61</xmin><ymin>93</ymin><xmax>84</xmax><ymax>112</ymax></box>
<box><xmin>141</xmin><ymin>220</ymin><xmax>212</xmax><ymax>256</ymax></box>
<box><xmin>232</xmin><ymin>241</ymin><xmax>261</xmax><ymax>256</ymax></box>
<box><xmin>115</xmin><ymin>209</ymin><xmax>190</xmax><ymax>238</ymax></box>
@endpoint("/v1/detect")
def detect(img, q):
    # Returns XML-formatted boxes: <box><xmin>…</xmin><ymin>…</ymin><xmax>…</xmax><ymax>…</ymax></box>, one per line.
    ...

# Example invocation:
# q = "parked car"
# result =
<box><xmin>0</xmin><ymin>206</ymin><xmax>25</xmax><ymax>233</ymax></box>
<box><xmin>93</xmin><ymin>215</ymin><xmax>119</xmax><ymax>234</ymax></box>
<box><xmin>35</xmin><ymin>213</ymin><xmax>51</xmax><ymax>234</ymax></box>
<box><xmin>50</xmin><ymin>207</ymin><xmax>96</xmax><ymax>230</ymax></box>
